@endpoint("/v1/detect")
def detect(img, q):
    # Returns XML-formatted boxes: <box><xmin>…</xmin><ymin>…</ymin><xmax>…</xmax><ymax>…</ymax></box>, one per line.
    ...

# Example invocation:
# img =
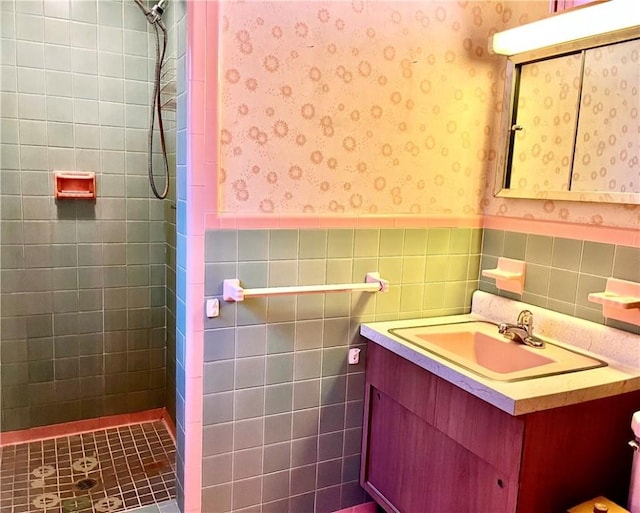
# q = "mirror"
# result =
<box><xmin>495</xmin><ymin>29</ymin><xmax>640</xmax><ymax>204</ymax></box>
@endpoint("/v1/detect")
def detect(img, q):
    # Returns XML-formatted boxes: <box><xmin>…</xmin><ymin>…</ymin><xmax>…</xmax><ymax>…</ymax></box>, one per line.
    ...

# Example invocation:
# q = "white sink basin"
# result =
<box><xmin>389</xmin><ymin>321</ymin><xmax>607</xmax><ymax>381</ymax></box>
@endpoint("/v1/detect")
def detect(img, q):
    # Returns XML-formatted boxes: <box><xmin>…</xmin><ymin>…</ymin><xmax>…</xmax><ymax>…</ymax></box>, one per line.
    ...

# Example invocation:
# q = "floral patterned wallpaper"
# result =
<box><xmin>218</xmin><ymin>1</ymin><xmax>539</xmax><ymax>215</ymax></box>
<box><xmin>217</xmin><ymin>1</ymin><xmax>639</xmax><ymax>229</ymax></box>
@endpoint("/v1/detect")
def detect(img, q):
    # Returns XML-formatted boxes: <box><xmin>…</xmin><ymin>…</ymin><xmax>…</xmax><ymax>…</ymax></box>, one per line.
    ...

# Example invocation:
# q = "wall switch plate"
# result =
<box><xmin>206</xmin><ymin>298</ymin><xmax>219</xmax><ymax>318</ymax></box>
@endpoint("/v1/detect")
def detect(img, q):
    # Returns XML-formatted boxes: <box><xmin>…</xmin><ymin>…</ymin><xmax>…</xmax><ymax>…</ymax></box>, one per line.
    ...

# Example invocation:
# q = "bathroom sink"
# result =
<box><xmin>389</xmin><ymin>321</ymin><xmax>607</xmax><ymax>381</ymax></box>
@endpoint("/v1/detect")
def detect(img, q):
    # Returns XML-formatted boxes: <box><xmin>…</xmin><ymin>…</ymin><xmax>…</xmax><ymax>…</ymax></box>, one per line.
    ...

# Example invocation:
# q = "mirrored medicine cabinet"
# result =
<box><xmin>494</xmin><ymin>27</ymin><xmax>640</xmax><ymax>204</ymax></box>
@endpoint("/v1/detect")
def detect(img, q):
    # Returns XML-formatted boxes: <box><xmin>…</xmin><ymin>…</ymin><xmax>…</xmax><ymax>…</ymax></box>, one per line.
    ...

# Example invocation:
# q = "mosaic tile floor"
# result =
<box><xmin>0</xmin><ymin>421</ymin><xmax>176</xmax><ymax>513</ymax></box>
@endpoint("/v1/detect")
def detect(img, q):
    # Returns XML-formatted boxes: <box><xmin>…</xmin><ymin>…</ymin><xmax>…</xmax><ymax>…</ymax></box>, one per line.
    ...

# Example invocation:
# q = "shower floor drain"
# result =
<box><xmin>144</xmin><ymin>460</ymin><xmax>168</xmax><ymax>476</ymax></box>
<box><xmin>74</xmin><ymin>478</ymin><xmax>99</xmax><ymax>491</ymax></box>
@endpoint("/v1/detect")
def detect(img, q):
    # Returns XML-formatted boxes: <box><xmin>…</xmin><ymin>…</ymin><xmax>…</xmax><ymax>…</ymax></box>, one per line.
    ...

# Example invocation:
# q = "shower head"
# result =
<box><xmin>134</xmin><ymin>0</ymin><xmax>168</xmax><ymax>26</ymax></box>
<box><xmin>150</xmin><ymin>0</ymin><xmax>168</xmax><ymax>20</ymax></box>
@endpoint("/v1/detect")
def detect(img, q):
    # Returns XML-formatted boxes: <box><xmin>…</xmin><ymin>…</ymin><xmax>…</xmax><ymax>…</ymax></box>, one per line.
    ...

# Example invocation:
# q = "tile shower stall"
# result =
<box><xmin>1</xmin><ymin>0</ymin><xmax>183</xmax><ymax>511</ymax></box>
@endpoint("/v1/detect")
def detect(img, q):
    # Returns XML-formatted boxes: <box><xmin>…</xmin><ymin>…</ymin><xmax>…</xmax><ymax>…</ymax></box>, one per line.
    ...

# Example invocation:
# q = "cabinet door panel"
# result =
<box><xmin>364</xmin><ymin>387</ymin><xmax>516</xmax><ymax>513</ymax></box>
<box><xmin>366</xmin><ymin>342</ymin><xmax>439</xmax><ymax>424</ymax></box>
<box><xmin>434</xmin><ymin>374</ymin><xmax>524</xmax><ymax>476</ymax></box>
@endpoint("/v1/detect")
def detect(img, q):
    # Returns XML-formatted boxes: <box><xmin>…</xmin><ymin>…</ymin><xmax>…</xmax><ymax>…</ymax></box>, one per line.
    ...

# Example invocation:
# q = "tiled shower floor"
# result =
<box><xmin>0</xmin><ymin>421</ymin><xmax>176</xmax><ymax>513</ymax></box>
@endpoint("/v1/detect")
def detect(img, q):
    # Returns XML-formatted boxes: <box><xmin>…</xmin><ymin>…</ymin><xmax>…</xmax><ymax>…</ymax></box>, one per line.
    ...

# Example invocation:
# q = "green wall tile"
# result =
<box><xmin>237</xmin><ymin>261</ymin><xmax>268</xmax><ymax>288</ymax></box>
<box><xmin>613</xmin><ymin>245</ymin><xmax>640</xmax><ymax>282</ymax></box>
<box><xmin>294</xmin><ymin>320</ymin><xmax>323</xmax><ymax>351</ymax></box>
<box><xmin>546</xmin><ymin>298</ymin><xmax>575</xmax><ymax>316</ymax></box>
<box><xmin>326</xmin><ymin>258</ymin><xmax>351</xmax><ymax>283</ymax></box>
<box><xmin>327</xmin><ymin>229</ymin><xmax>354</xmax><ymax>258</ymax></box>
<box><xmin>322</xmin><ymin>318</ymin><xmax>349</xmax><ymax>348</ymax></box>
<box><xmin>503</xmin><ymin>231</ymin><xmax>527</xmax><ymax>260</ymax></box>
<box><xmin>470</xmin><ymin>228</ymin><xmax>482</xmax><ymax>254</ymax></box>
<box><xmin>296</xmin><ymin>295</ymin><xmax>324</xmax><ymax>321</ymax></box>
<box><xmin>266</xmin><ymin>354</ymin><xmax>294</xmax><ymax>385</ymax></box>
<box><xmin>202</xmin><ymin>392</ymin><xmax>234</xmax><ymax>426</ymax></box>
<box><xmin>266</xmin><ymin>322</ymin><xmax>295</xmax><ymax>354</ymax></box>
<box><xmin>449</xmin><ymin>228</ymin><xmax>471</xmax><ymax>254</ymax></box>
<box><xmin>321</xmin><ymin>347</ymin><xmax>347</xmax><ymax>377</ymax></box>
<box><xmin>324</xmin><ymin>294</ymin><xmax>350</xmax><ymax>319</ymax></box>
<box><xmin>576</xmin><ymin>274</ymin><xmax>607</xmax><ymax>309</ymax></box>
<box><xmin>552</xmin><ymin>238</ymin><xmax>582</xmax><ymax>271</ymax></box>
<box><xmin>235</xmin><ymin>357</ymin><xmax>266</xmax><ymax>390</ymax></box>
<box><xmin>422</xmin><ymin>282</ymin><xmax>445</xmax><ymax>310</ymax></box>
<box><xmin>401</xmin><ymin>256</ymin><xmax>426</xmax><ymax>284</ymax></box>
<box><xmin>238</xmin><ymin>230</ymin><xmax>269</xmax><ymax>261</ymax></box>
<box><xmin>269</xmin><ymin>230</ymin><xmax>299</xmax><ymax>260</ymax></box>
<box><xmin>581</xmin><ymin>241</ymin><xmax>615</xmax><ymax>276</ymax></box>
<box><xmin>236</xmin><ymin>298</ymin><xmax>267</xmax><ymax>327</ymax></box>
<box><xmin>378</xmin><ymin>256</ymin><xmax>403</xmax><ymax>284</ymax></box>
<box><xmin>266</xmin><ymin>296</ymin><xmax>296</xmax><ymax>323</ymax></box>
<box><xmin>298</xmin><ymin>260</ymin><xmax>326</xmax><ymax>286</ymax></box>
<box><xmin>268</xmin><ymin>260</ymin><xmax>298</xmax><ymax>287</ymax></box>
<box><xmin>424</xmin><ymin>255</ymin><xmax>447</xmax><ymax>282</ymax></box>
<box><xmin>525</xmin><ymin>234</ymin><xmax>553</xmax><ymax>265</ymax></box>
<box><xmin>524</xmin><ymin>263</ymin><xmax>550</xmax><ymax>296</ymax></box>
<box><xmin>353</xmin><ymin>229</ymin><xmax>379</xmax><ymax>257</ymax></box>
<box><xmin>443</xmin><ymin>281</ymin><xmax>467</xmax><ymax>309</ymax></box>
<box><xmin>400</xmin><ymin>283</ymin><xmax>423</xmax><ymax>312</ymax></box>
<box><xmin>403</xmin><ymin>229</ymin><xmax>427</xmax><ymax>255</ymax></box>
<box><xmin>299</xmin><ymin>229</ymin><xmax>327</xmax><ymax>259</ymax></box>
<box><xmin>263</xmin><ymin>414</ymin><xmax>291</xmax><ymax>445</ymax></box>
<box><xmin>481</xmin><ymin>229</ymin><xmax>504</xmax><ymax>256</ymax></box>
<box><xmin>294</xmin><ymin>350</ymin><xmax>321</xmax><ymax>381</ymax></box>
<box><xmin>426</xmin><ymin>228</ymin><xmax>450</xmax><ymax>255</ymax></box>
<box><xmin>548</xmin><ymin>268</ymin><xmax>578</xmax><ymax>303</ymax></box>
<box><xmin>446</xmin><ymin>255</ymin><xmax>469</xmax><ymax>281</ymax></box>
<box><xmin>379</xmin><ymin>229</ymin><xmax>404</xmax><ymax>256</ymax></box>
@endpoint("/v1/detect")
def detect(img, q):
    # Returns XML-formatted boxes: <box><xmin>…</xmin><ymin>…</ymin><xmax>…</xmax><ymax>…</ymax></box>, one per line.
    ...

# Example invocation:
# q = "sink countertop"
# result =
<box><xmin>360</xmin><ymin>291</ymin><xmax>640</xmax><ymax>416</ymax></box>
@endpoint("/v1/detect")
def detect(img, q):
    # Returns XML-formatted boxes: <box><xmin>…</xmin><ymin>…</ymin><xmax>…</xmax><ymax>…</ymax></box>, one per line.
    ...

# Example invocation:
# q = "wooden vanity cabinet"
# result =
<box><xmin>361</xmin><ymin>343</ymin><xmax>640</xmax><ymax>513</ymax></box>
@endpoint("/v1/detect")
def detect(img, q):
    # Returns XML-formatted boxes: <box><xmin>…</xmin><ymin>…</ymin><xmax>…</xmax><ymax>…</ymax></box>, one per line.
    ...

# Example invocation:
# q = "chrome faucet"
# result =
<box><xmin>498</xmin><ymin>310</ymin><xmax>545</xmax><ymax>348</ymax></box>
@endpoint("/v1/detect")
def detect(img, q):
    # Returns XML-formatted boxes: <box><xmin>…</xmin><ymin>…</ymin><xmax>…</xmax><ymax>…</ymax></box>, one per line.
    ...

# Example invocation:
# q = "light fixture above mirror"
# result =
<box><xmin>490</xmin><ymin>0</ymin><xmax>639</xmax><ymax>57</ymax></box>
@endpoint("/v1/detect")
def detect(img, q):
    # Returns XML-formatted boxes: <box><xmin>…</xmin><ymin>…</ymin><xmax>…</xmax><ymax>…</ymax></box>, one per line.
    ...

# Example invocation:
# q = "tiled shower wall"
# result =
<box><xmin>201</xmin><ymin>227</ymin><xmax>482</xmax><ymax>513</ymax></box>
<box><xmin>162</xmin><ymin>0</ymin><xmax>185</xmax><ymax>428</ymax></box>
<box><xmin>0</xmin><ymin>0</ymin><xmax>169</xmax><ymax>431</ymax></box>
<box><xmin>479</xmin><ymin>229</ymin><xmax>640</xmax><ymax>335</ymax></box>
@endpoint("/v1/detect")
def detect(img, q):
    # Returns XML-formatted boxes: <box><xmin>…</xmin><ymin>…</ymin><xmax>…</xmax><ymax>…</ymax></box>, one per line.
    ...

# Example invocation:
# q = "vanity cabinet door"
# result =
<box><xmin>361</xmin><ymin>343</ymin><xmax>519</xmax><ymax>513</ymax></box>
<box><xmin>364</xmin><ymin>386</ymin><xmax>516</xmax><ymax>513</ymax></box>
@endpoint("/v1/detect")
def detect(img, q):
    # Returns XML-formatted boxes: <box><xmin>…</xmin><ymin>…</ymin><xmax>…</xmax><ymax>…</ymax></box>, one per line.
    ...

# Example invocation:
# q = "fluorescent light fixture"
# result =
<box><xmin>490</xmin><ymin>0</ymin><xmax>640</xmax><ymax>56</ymax></box>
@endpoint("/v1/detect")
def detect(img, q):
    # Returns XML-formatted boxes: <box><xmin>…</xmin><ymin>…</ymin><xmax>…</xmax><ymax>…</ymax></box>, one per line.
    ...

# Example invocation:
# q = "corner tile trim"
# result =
<box><xmin>484</xmin><ymin>215</ymin><xmax>640</xmax><ymax>247</ymax></box>
<box><xmin>0</xmin><ymin>408</ymin><xmax>171</xmax><ymax>447</ymax></box>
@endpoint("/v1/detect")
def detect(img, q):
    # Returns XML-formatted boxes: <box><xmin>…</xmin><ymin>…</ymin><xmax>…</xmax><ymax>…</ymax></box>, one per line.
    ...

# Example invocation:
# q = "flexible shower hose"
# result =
<box><xmin>134</xmin><ymin>0</ymin><xmax>170</xmax><ymax>200</ymax></box>
<box><xmin>148</xmin><ymin>21</ymin><xmax>169</xmax><ymax>200</ymax></box>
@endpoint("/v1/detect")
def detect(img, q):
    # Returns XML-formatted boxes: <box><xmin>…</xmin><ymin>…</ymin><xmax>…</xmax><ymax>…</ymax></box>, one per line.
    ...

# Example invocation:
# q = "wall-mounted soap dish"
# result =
<box><xmin>481</xmin><ymin>257</ymin><xmax>526</xmax><ymax>294</ymax></box>
<box><xmin>54</xmin><ymin>171</ymin><xmax>96</xmax><ymax>200</ymax></box>
<box><xmin>588</xmin><ymin>278</ymin><xmax>640</xmax><ymax>326</ymax></box>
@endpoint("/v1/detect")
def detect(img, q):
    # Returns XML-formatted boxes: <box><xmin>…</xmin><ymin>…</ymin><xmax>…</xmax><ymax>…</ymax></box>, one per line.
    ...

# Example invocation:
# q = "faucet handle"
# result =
<box><xmin>517</xmin><ymin>310</ymin><xmax>534</xmax><ymax>330</ymax></box>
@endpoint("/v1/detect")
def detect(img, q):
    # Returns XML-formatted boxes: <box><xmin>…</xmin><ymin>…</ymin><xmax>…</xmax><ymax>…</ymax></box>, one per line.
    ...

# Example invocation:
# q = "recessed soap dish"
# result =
<box><xmin>54</xmin><ymin>171</ymin><xmax>96</xmax><ymax>200</ymax></box>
